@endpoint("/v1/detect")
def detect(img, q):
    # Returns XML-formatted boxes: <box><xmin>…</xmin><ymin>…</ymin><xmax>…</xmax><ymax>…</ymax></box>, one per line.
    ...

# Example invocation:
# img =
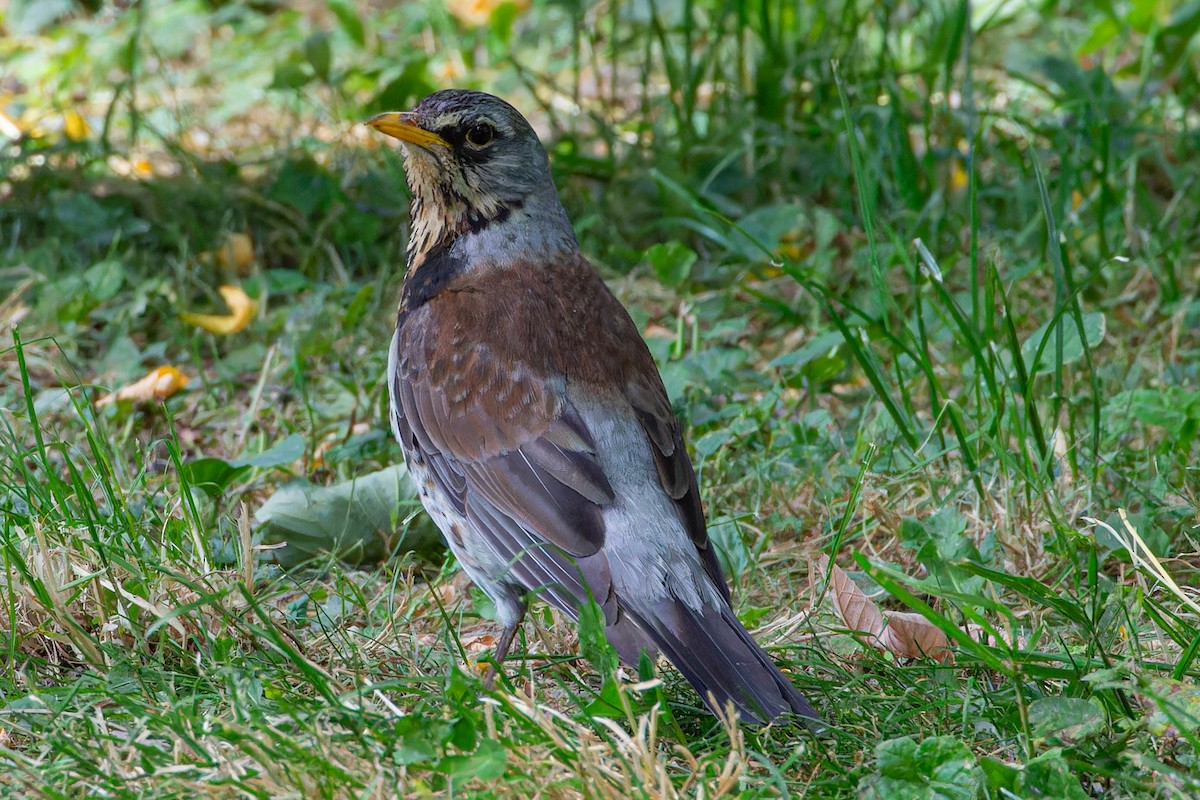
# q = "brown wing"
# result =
<box><xmin>392</xmin><ymin>293</ymin><xmax>620</xmax><ymax>620</ymax></box>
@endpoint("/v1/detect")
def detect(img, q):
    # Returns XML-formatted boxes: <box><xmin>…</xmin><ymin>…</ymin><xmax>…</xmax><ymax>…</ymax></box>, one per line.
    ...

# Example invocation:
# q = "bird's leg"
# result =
<box><xmin>482</xmin><ymin>622</ymin><xmax>520</xmax><ymax>689</ymax></box>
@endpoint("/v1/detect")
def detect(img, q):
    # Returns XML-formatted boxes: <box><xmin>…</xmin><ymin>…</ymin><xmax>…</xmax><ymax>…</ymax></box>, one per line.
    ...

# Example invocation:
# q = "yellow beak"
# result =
<box><xmin>365</xmin><ymin>112</ymin><xmax>450</xmax><ymax>150</ymax></box>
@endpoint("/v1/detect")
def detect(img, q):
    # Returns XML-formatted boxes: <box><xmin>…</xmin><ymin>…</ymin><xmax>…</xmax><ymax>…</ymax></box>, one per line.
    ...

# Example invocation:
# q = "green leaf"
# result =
<box><xmin>1078</xmin><ymin>16</ymin><xmax>1120</xmax><ymax>55</ymax></box>
<box><xmin>258</xmin><ymin>462</ymin><xmax>441</xmax><ymax>568</ymax></box>
<box><xmin>578</xmin><ymin>595</ymin><xmax>627</xmax><ymax>719</ymax></box>
<box><xmin>258</xmin><ymin>464</ymin><xmax>442</xmax><ymax>567</ymax></box>
<box><xmin>1129</xmin><ymin>0</ymin><xmax>1165</xmax><ymax>33</ymax></box>
<box><xmin>436</xmin><ymin>738</ymin><xmax>507</xmax><ymax>782</ymax></box>
<box><xmin>897</xmin><ymin>509</ymin><xmax>983</xmax><ymax>594</ymax></box>
<box><xmin>180</xmin><ymin>435</ymin><xmax>307</xmax><ymax>498</ymax></box>
<box><xmin>1019</xmin><ymin>311</ymin><xmax>1105</xmax><ymax>375</ymax></box>
<box><xmin>51</xmin><ymin>191</ymin><xmax>134</xmax><ymax>247</ymax></box>
<box><xmin>85</xmin><ymin>258</ymin><xmax>126</xmax><ymax>302</ymax></box>
<box><xmin>979</xmin><ymin>756</ymin><xmax>1021</xmax><ymax>794</ymax></box>
<box><xmin>737</xmin><ymin>604</ymin><xmax>772</xmax><ymax>628</ymax></box>
<box><xmin>644</xmin><ymin>241</ymin><xmax>698</xmax><ymax>287</ymax></box>
<box><xmin>448</xmin><ymin>715</ymin><xmax>477</xmax><ymax>751</ymax></box>
<box><xmin>1018</xmin><ymin>749</ymin><xmax>1089</xmax><ymax>800</ymax></box>
<box><xmin>708</xmin><ymin>517</ymin><xmax>751</xmax><ymax>583</ymax></box>
<box><xmin>859</xmin><ymin>736</ymin><xmax>982</xmax><ymax>800</ymax></box>
<box><xmin>1126</xmin><ymin>386</ymin><xmax>1200</xmax><ymax>439</ymax></box>
<box><xmin>342</xmin><ymin>284</ymin><xmax>375</xmax><ymax>330</ymax></box>
<box><xmin>768</xmin><ymin>330</ymin><xmax>844</xmax><ymax>370</ymax></box>
<box><xmin>261</xmin><ymin>268</ymin><xmax>314</xmax><ymax>295</ymax></box>
<box><xmin>368</xmin><ymin>59</ymin><xmax>436</xmax><ymax>114</ymax></box>
<box><xmin>1028</xmin><ymin>697</ymin><xmax>1106</xmax><ymax>742</ymax></box>
<box><xmin>4</xmin><ymin>0</ymin><xmax>74</xmax><ymax>35</ymax></box>
<box><xmin>180</xmin><ymin>457</ymin><xmax>250</xmax><ymax>498</ymax></box>
<box><xmin>269</xmin><ymin>60</ymin><xmax>313</xmax><ymax>91</ymax></box>
<box><xmin>728</xmin><ymin>202</ymin><xmax>806</xmax><ymax>261</ymax></box>
<box><xmin>327</xmin><ymin>0</ymin><xmax>365</xmax><ymax>45</ymax></box>
<box><xmin>577</xmin><ymin>597</ymin><xmax>619</xmax><ymax>679</ymax></box>
<box><xmin>987</xmin><ymin>748</ymin><xmax>1093</xmax><ymax>796</ymax></box>
<box><xmin>1157</xmin><ymin>2</ymin><xmax>1200</xmax><ymax>74</ymax></box>
<box><xmin>1143</xmin><ymin>677</ymin><xmax>1200</xmax><ymax>736</ymax></box>
<box><xmin>957</xmin><ymin>561</ymin><xmax>1091</xmax><ymax>626</ymax></box>
<box><xmin>489</xmin><ymin>1</ymin><xmax>522</xmax><ymax>43</ymax></box>
<box><xmin>304</xmin><ymin>32</ymin><xmax>333</xmax><ymax>82</ymax></box>
<box><xmin>392</xmin><ymin>718</ymin><xmax>438</xmax><ymax>765</ymax></box>
<box><xmin>692</xmin><ymin>428</ymin><xmax>731</xmax><ymax>460</ymax></box>
<box><xmin>232</xmin><ymin>433</ymin><xmax>306</xmax><ymax>469</ymax></box>
<box><xmin>269</xmin><ymin>157</ymin><xmax>339</xmax><ymax>216</ymax></box>
<box><xmin>583</xmin><ymin>675</ymin><xmax>630</xmax><ymax>720</ymax></box>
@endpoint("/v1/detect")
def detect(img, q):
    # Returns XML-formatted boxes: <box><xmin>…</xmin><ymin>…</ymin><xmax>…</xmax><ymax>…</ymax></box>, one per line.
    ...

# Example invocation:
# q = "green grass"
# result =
<box><xmin>2</xmin><ymin>0</ymin><xmax>1199</xmax><ymax>797</ymax></box>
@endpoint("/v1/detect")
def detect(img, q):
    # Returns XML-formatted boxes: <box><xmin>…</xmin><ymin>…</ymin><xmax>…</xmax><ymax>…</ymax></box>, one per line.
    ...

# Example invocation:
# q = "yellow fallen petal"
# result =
<box><xmin>215</xmin><ymin>232</ymin><xmax>255</xmax><ymax>273</ymax></box>
<box><xmin>96</xmin><ymin>366</ymin><xmax>190</xmax><ymax>407</ymax></box>
<box><xmin>180</xmin><ymin>285</ymin><xmax>259</xmax><ymax>335</ymax></box>
<box><xmin>949</xmin><ymin>159</ymin><xmax>968</xmax><ymax>192</ymax></box>
<box><xmin>447</xmin><ymin>0</ymin><xmax>528</xmax><ymax>26</ymax></box>
<box><xmin>64</xmin><ymin>109</ymin><xmax>91</xmax><ymax>142</ymax></box>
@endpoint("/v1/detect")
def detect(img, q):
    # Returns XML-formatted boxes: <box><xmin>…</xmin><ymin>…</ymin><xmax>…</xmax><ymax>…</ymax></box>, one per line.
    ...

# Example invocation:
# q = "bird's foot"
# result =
<box><xmin>480</xmin><ymin>622</ymin><xmax>520</xmax><ymax>690</ymax></box>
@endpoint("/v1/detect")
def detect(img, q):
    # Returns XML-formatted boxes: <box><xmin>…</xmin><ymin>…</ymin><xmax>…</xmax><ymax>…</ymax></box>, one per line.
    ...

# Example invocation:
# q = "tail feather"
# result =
<box><xmin>610</xmin><ymin>597</ymin><xmax>824</xmax><ymax>728</ymax></box>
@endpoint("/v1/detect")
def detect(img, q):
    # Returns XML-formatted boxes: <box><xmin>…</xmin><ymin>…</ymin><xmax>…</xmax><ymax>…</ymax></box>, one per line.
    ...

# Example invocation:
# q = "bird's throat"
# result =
<box><xmin>400</xmin><ymin>181</ymin><xmax>579</xmax><ymax>318</ymax></box>
<box><xmin>405</xmin><ymin>193</ymin><xmax>517</xmax><ymax>271</ymax></box>
<box><xmin>400</xmin><ymin>196</ymin><xmax>516</xmax><ymax>313</ymax></box>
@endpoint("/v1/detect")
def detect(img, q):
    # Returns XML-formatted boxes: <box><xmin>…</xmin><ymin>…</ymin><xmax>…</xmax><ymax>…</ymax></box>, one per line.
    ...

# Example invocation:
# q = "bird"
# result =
<box><xmin>366</xmin><ymin>89</ymin><xmax>822</xmax><ymax>727</ymax></box>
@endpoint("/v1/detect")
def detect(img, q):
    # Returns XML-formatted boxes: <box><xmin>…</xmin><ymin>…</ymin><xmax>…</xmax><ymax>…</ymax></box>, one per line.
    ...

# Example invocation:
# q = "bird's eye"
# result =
<box><xmin>465</xmin><ymin>123</ymin><xmax>495</xmax><ymax>147</ymax></box>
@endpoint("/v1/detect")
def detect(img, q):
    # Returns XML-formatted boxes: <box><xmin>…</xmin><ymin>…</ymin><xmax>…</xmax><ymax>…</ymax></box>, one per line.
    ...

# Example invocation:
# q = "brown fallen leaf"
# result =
<box><xmin>878</xmin><ymin>611</ymin><xmax>953</xmax><ymax>663</ymax></box>
<box><xmin>815</xmin><ymin>553</ymin><xmax>885</xmax><ymax>636</ymax></box>
<box><xmin>643</xmin><ymin>323</ymin><xmax>675</xmax><ymax>340</ymax></box>
<box><xmin>815</xmin><ymin>554</ymin><xmax>954</xmax><ymax>664</ymax></box>
<box><xmin>96</xmin><ymin>366</ymin><xmax>190</xmax><ymax>407</ymax></box>
<box><xmin>180</xmin><ymin>285</ymin><xmax>258</xmax><ymax>334</ymax></box>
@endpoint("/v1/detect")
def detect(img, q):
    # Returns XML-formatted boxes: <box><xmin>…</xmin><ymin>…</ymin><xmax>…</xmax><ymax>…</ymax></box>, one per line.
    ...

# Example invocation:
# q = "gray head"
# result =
<box><xmin>367</xmin><ymin>90</ymin><xmax>571</xmax><ymax>265</ymax></box>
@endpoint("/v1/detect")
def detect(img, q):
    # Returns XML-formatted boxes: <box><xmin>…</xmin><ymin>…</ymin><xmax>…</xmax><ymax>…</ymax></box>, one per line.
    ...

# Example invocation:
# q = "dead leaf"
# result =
<box><xmin>815</xmin><ymin>554</ymin><xmax>884</xmax><ymax>636</ymax></box>
<box><xmin>96</xmin><ymin>366</ymin><xmax>190</xmax><ymax>407</ymax></box>
<box><xmin>460</xmin><ymin>628</ymin><xmax>497</xmax><ymax>655</ymax></box>
<box><xmin>879</xmin><ymin>612</ymin><xmax>954</xmax><ymax>663</ymax></box>
<box><xmin>2</xmin><ymin>278</ymin><xmax>34</xmax><ymax>329</ymax></box>
<box><xmin>643</xmin><ymin>323</ymin><xmax>675</xmax><ymax>340</ymax></box>
<box><xmin>180</xmin><ymin>285</ymin><xmax>258</xmax><ymax>334</ymax></box>
<box><xmin>815</xmin><ymin>554</ymin><xmax>954</xmax><ymax>663</ymax></box>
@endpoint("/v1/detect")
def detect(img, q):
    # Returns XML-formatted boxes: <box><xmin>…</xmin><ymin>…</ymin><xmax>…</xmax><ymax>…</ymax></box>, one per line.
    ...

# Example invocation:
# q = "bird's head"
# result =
<box><xmin>367</xmin><ymin>90</ymin><xmax>574</xmax><ymax>269</ymax></box>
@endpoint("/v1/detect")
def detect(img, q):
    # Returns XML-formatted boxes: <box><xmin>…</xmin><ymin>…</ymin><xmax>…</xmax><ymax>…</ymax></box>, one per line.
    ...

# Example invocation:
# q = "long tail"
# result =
<box><xmin>609</xmin><ymin>597</ymin><xmax>824</xmax><ymax>729</ymax></box>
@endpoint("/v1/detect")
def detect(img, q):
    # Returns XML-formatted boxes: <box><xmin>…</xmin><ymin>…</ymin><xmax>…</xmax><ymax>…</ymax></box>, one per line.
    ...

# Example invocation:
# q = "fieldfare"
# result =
<box><xmin>367</xmin><ymin>89</ymin><xmax>822</xmax><ymax>727</ymax></box>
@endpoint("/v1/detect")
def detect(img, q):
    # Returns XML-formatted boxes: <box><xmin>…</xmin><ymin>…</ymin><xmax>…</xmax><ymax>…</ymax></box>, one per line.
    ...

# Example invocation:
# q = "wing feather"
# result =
<box><xmin>393</xmin><ymin>308</ymin><xmax>617</xmax><ymax>617</ymax></box>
